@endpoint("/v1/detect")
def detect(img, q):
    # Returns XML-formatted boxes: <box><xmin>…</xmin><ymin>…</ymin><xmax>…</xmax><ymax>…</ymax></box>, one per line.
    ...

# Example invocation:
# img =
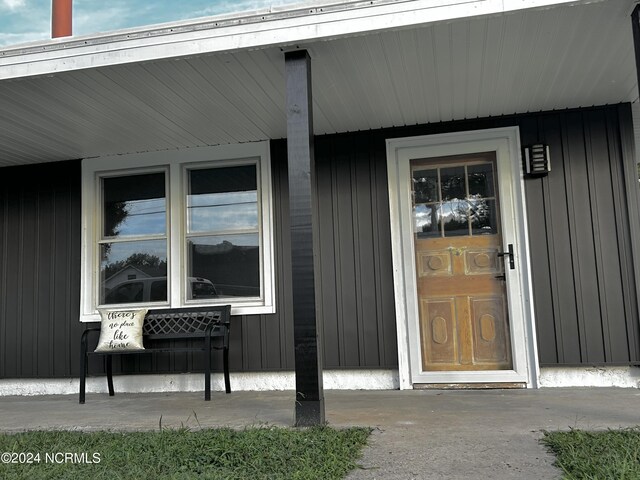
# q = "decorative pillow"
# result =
<box><xmin>94</xmin><ymin>308</ymin><xmax>148</xmax><ymax>352</ymax></box>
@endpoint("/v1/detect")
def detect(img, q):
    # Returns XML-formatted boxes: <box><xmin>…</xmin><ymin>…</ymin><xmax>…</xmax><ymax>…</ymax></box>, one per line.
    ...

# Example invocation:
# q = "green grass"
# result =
<box><xmin>541</xmin><ymin>427</ymin><xmax>640</xmax><ymax>480</ymax></box>
<box><xmin>0</xmin><ymin>425</ymin><xmax>371</xmax><ymax>480</ymax></box>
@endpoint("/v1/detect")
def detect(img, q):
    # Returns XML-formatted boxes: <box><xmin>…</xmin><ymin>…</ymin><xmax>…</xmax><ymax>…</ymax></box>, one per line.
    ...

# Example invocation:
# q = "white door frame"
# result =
<box><xmin>386</xmin><ymin>127</ymin><xmax>540</xmax><ymax>389</ymax></box>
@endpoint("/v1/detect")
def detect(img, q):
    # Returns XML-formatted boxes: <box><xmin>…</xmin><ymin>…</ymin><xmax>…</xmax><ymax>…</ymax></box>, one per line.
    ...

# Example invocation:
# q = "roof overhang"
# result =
<box><xmin>0</xmin><ymin>0</ymin><xmax>637</xmax><ymax>167</ymax></box>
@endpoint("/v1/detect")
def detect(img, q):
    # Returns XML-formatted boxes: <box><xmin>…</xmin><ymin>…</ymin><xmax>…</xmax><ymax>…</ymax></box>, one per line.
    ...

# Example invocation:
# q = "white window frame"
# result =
<box><xmin>81</xmin><ymin>141</ymin><xmax>275</xmax><ymax>322</ymax></box>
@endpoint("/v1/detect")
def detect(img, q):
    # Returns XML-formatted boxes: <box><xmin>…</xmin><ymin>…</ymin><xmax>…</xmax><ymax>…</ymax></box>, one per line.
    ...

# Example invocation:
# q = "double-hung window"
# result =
<box><xmin>81</xmin><ymin>142</ymin><xmax>274</xmax><ymax>321</ymax></box>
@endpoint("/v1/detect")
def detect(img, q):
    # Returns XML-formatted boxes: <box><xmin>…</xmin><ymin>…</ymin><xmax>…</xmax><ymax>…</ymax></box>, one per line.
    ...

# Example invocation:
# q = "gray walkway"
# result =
<box><xmin>1</xmin><ymin>388</ymin><xmax>639</xmax><ymax>479</ymax></box>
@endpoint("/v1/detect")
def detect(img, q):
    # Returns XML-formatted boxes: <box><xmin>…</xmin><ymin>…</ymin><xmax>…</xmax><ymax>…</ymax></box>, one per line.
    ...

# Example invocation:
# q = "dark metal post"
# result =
<box><xmin>284</xmin><ymin>49</ymin><xmax>325</xmax><ymax>426</ymax></box>
<box><xmin>632</xmin><ymin>6</ymin><xmax>640</xmax><ymax>92</ymax></box>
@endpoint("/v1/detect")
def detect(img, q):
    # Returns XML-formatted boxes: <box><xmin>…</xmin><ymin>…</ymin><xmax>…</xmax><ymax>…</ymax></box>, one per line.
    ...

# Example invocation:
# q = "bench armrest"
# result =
<box><xmin>80</xmin><ymin>327</ymin><xmax>101</xmax><ymax>352</ymax></box>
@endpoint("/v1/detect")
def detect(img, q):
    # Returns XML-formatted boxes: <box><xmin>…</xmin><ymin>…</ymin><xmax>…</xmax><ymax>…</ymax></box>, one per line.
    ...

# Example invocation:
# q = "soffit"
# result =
<box><xmin>0</xmin><ymin>0</ymin><xmax>635</xmax><ymax>167</ymax></box>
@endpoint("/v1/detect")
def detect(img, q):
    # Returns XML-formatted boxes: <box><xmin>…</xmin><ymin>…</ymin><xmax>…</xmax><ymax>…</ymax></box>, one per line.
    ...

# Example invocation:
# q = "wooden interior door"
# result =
<box><xmin>411</xmin><ymin>152</ymin><xmax>512</xmax><ymax>372</ymax></box>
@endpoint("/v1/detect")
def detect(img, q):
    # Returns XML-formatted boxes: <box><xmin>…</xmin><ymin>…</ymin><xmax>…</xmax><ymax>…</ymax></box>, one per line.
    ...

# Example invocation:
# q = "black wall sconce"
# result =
<box><xmin>523</xmin><ymin>144</ymin><xmax>551</xmax><ymax>177</ymax></box>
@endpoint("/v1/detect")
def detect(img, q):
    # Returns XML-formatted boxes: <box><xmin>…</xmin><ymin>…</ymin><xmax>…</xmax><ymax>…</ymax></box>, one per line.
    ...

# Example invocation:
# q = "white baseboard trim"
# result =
<box><xmin>0</xmin><ymin>369</ymin><xmax>400</xmax><ymax>396</ymax></box>
<box><xmin>3</xmin><ymin>367</ymin><xmax>638</xmax><ymax>396</ymax></box>
<box><xmin>539</xmin><ymin>366</ymin><xmax>640</xmax><ymax>388</ymax></box>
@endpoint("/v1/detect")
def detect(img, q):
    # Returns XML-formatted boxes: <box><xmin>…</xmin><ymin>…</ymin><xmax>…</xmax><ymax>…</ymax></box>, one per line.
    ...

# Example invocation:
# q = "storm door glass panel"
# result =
<box><xmin>99</xmin><ymin>172</ymin><xmax>168</xmax><ymax>305</ymax></box>
<box><xmin>413</xmin><ymin>168</ymin><xmax>440</xmax><ymax>238</ymax></box>
<box><xmin>440</xmin><ymin>166</ymin><xmax>469</xmax><ymax>237</ymax></box>
<box><xmin>468</xmin><ymin>163</ymin><xmax>498</xmax><ymax>235</ymax></box>
<box><xmin>186</xmin><ymin>165</ymin><xmax>260</xmax><ymax>299</ymax></box>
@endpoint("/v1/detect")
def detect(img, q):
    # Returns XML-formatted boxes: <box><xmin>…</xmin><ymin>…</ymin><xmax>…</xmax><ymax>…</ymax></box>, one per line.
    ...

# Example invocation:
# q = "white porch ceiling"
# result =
<box><xmin>0</xmin><ymin>0</ymin><xmax>636</xmax><ymax>167</ymax></box>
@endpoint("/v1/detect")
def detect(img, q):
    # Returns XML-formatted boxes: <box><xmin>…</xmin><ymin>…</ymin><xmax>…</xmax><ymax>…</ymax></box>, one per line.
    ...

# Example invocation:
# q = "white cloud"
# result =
<box><xmin>73</xmin><ymin>6</ymin><xmax>143</xmax><ymax>36</ymax></box>
<box><xmin>0</xmin><ymin>31</ymin><xmax>46</xmax><ymax>45</ymax></box>
<box><xmin>190</xmin><ymin>0</ymin><xmax>301</xmax><ymax>19</ymax></box>
<box><xmin>1</xmin><ymin>0</ymin><xmax>26</xmax><ymax>10</ymax></box>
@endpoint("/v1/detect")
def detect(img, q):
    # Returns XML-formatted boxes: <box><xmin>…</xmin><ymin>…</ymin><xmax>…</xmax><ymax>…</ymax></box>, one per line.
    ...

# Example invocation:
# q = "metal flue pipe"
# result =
<box><xmin>52</xmin><ymin>0</ymin><xmax>72</xmax><ymax>38</ymax></box>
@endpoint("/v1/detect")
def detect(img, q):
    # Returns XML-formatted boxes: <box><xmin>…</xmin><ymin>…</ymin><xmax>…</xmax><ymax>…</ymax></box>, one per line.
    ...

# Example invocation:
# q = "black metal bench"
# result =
<box><xmin>79</xmin><ymin>305</ymin><xmax>231</xmax><ymax>404</ymax></box>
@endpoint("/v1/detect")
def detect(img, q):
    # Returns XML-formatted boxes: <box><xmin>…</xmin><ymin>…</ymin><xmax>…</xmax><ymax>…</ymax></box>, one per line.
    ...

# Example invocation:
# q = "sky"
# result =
<box><xmin>0</xmin><ymin>0</ymin><xmax>302</xmax><ymax>47</ymax></box>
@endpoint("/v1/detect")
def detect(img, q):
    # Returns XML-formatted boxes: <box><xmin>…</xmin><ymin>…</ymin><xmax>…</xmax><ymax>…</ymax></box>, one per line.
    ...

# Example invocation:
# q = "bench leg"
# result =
<box><xmin>223</xmin><ymin>346</ymin><xmax>231</xmax><ymax>394</ymax></box>
<box><xmin>106</xmin><ymin>356</ymin><xmax>115</xmax><ymax>397</ymax></box>
<box><xmin>79</xmin><ymin>350</ymin><xmax>87</xmax><ymax>404</ymax></box>
<box><xmin>205</xmin><ymin>336</ymin><xmax>211</xmax><ymax>401</ymax></box>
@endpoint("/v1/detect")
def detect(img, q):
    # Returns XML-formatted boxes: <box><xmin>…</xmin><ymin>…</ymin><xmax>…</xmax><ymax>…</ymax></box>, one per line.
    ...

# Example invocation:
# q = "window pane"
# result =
<box><xmin>440</xmin><ymin>166</ymin><xmax>466</xmax><ymax>201</ymax></box>
<box><xmin>468</xmin><ymin>163</ymin><xmax>495</xmax><ymax>198</ymax></box>
<box><xmin>103</xmin><ymin>173</ymin><xmax>166</xmax><ymax>237</ymax></box>
<box><xmin>412</xmin><ymin>168</ymin><xmax>439</xmax><ymax>203</ymax></box>
<box><xmin>441</xmin><ymin>199</ymin><xmax>469</xmax><ymax>237</ymax></box>
<box><xmin>414</xmin><ymin>204</ymin><xmax>440</xmax><ymax>238</ymax></box>
<box><xmin>150</xmin><ymin>279</ymin><xmax>168</xmax><ymax>302</ymax></box>
<box><xmin>189</xmin><ymin>278</ymin><xmax>219</xmax><ymax>300</ymax></box>
<box><xmin>188</xmin><ymin>192</ymin><xmax>258</xmax><ymax>233</ymax></box>
<box><xmin>471</xmin><ymin>198</ymin><xmax>498</xmax><ymax>235</ymax></box>
<box><xmin>188</xmin><ymin>166</ymin><xmax>258</xmax><ymax>233</ymax></box>
<box><xmin>100</xmin><ymin>240</ymin><xmax>167</xmax><ymax>304</ymax></box>
<box><xmin>187</xmin><ymin>234</ymin><xmax>259</xmax><ymax>298</ymax></box>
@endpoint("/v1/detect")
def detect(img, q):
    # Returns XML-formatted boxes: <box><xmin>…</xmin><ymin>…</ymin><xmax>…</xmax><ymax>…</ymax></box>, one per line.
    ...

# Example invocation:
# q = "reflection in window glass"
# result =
<box><xmin>188</xmin><ymin>192</ymin><xmax>258</xmax><ymax>232</ymax></box>
<box><xmin>150</xmin><ymin>279</ymin><xmax>168</xmax><ymax>302</ymax></box>
<box><xmin>103</xmin><ymin>173</ymin><xmax>166</xmax><ymax>237</ymax></box>
<box><xmin>188</xmin><ymin>166</ymin><xmax>257</xmax><ymax>234</ymax></box>
<box><xmin>190</xmin><ymin>280</ymin><xmax>218</xmax><ymax>299</ymax></box>
<box><xmin>100</xmin><ymin>240</ymin><xmax>168</xmax><ymax>304</ymax></box>
<box><xmin>440</xmin><ymin>166</ymin><xmax>466</xmax><ymax>201</ymax></box>
<box><xmin>413</xmin><ymin>204</ymin><xmax>439</xmax><ymax>238</ymax></box>
<box><xmin>105</xmin><ymin>281</ymin><xmax>144</xmax><ymax>304</ymax></box>
<box><xmin>411</xmin><ymin>158</ymin><xmax>499</xmax><ymax>238</ymax></box>
<box><xmin>471</xmin><ymin>198</ymin><xmax>498</xmax><ymax>235</ymax></box>
<box><xmin>413</xmin><ymin>168</ymin><xmax>439</xmax><ymax>203</ymax></box>
<box><xmin>467</xmin><ymin>163</ymin><xmax>494</xmax><ymax>198</ymax></box>
<box><xmin>187</xmin><ymin>234</ymin><xmax>260</xmax><ymax>298</ymax></box>
<box><xmin>441</xmin><ymin>199</ymin><xmax>470</xmax><ymax>237</ymax></box>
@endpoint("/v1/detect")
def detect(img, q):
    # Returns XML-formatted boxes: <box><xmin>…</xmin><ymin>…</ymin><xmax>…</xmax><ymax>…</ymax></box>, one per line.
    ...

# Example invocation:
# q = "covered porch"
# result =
<box><xmin>1</xmin><ymin>0</ymin><xmax>640</xmax><ymax>427</ymax></box>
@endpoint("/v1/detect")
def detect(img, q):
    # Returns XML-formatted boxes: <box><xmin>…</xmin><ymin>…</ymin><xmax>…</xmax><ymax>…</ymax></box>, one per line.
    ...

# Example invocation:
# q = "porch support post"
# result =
<box><xmin>632</xmin><ymin>5</ymin><xmax>640</xmax><ymax>91</ymax></box>
<box><xmin>284</xmin><ymin>49</ymin><xmax>325</xmax><ymax>427</ymax></box>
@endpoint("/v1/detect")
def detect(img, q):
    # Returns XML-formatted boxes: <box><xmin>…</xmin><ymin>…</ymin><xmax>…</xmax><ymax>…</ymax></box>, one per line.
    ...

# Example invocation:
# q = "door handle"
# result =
<box><xmin>497</xmin><ymin>244</ymin><xmax>515</xmax><ymax>270</ymax></box>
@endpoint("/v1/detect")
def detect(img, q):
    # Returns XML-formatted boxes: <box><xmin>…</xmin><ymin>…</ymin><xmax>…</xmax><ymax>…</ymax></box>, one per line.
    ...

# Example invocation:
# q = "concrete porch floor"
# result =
<box><xmin>1</xmin><ymin>388</ymin><xmax>639</xmax><ymax>479</ymax></box>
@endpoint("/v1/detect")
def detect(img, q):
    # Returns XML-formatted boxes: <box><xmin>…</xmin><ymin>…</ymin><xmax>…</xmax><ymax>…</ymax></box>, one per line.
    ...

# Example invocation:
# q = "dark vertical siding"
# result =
<box><xmin>0</xmin><ymin>160</ymin><xmax>83</xmax><ymax>378</ymax></box>
<box><xmin>310</xmin><ymin>133</ymin><xmax>398</xmax><ymax>368</ymax></box>
<box><xmin>1</xmin><ymin>104</ymin><xmax>639</xmax><ymax>379</ymax></box>
<box><xmin>616</xmin><ymin>107</ymin><xmax>640</xmax><ymax>362</ymax></box>
<box><xmin>522</xmin><ymin>106</ymin><xmax>640</xmax><ymax>365</ymax></box>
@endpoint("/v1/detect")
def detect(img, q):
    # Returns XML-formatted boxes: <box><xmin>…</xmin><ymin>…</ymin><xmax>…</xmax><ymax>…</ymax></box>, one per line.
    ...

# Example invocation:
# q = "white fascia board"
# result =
<box><xmin>0</xmin><ymin>0</ymin><xmax>593</xmax><ymax>80</ymax></box>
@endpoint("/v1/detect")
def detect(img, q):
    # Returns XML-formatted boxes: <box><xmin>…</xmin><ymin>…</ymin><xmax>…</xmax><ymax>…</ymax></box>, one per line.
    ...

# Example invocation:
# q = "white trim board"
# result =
<box><xmin>1</xmin><ymin>368</ymin><xmax>639</xmax><ymax>397</ymax></box>
<box><xmin>0</xmin><ymin>370</ymin><xmax>399</xmax><ymax>397</ymax></box>
<box><xmin>539</xmin><ymin>367</ymin><xmax>640</xmax><ymax>388</ymax></box>
<box><xmin>386</xmin><ymin>127</ymin><xmax>540</xmax><ymax>389</ymax></box>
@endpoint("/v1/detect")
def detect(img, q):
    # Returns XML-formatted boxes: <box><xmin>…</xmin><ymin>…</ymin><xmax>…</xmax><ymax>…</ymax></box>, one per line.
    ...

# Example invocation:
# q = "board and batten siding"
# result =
<box><xmin>522</xmin><ymin>107</ymin><xmax>640</xmax><ymax>365</ymax></box>
<box><xmin>0</xmin><ymin>104</ymin><xmax>639</xmax><ymax>379</ymax></box>
<box><xmin>0</xmin><ymin>160</ymin><xmax>83</xmax><ymax>378</ymax></box>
